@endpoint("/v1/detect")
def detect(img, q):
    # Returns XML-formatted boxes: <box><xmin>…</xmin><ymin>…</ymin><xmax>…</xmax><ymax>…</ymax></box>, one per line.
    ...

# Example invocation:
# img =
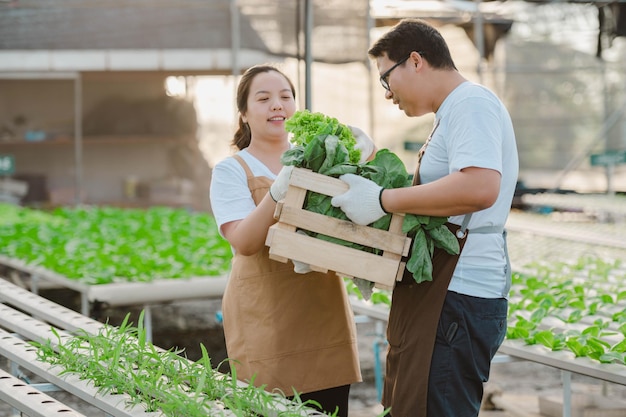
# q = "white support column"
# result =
<box><xmin>562</xmin><ymin>370</ymin><xmax>572</xmax><ymax>417</ymax></box>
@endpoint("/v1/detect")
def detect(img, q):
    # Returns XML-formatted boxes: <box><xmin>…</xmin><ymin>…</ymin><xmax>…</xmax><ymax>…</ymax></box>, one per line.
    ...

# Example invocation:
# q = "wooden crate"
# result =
<box><xmin>265</xmin><ymin>167</ymin><xmax>412</xmax><ymax>288</ymax></box>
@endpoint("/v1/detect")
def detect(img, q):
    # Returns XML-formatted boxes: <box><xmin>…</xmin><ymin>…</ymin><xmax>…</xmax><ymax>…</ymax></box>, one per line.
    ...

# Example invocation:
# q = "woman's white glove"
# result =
<box><xmin>349</xmin><ymin>125</ymin><xmax>375</xmax><ymax>163</ymax></box>
<box><xmin>331</xmin><ymin>174</ymin><xmax>387</xmax><ymax>225</ymax></box>
<box><xmin>292</xmin><ymin>231</ymin><xmax>313</xmax><ymax>273</ymax></box>
<box><xmin>292</xmin><ymin>259</ymin><xmax>313</xmax><ymax>274</ymax></box>
<box><xmin>269</xmin><ymin>165</ymin><xmax>294</xmax><ymax>202</ymax></box>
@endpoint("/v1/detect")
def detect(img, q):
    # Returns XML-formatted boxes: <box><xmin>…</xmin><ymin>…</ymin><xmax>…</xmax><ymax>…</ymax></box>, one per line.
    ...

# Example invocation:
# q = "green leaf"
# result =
<box><xmin>610</xmin><ymin>338</ymin><xmax>626</xmax><ymax>353</ymax></box>
<box><xmin>428</xmin><ymin>224</ymin><xmax>460</xmax><ymax>255</ymax></box>
<box><xmin>598</xmin><ymin>352</ymin><xmax>625</xmax><ymax>364</ymax></box>
<box><xmin>280</xmin><ymin>146</ymin><xmax>305</xmax><ymax>166</ymax></box>
<box><xmin>565</xmin><ymin>337</ymin><xmax>588</xmax><ymax>357</ymax></box>
<box><xmin>318</xmin><ymin>135</ymin><xmax>339</xmax><ymax>174</ymax></box>
<box><xmin>534</xmin><ymin>330</ymin><xmax>565</xmax><ymax>351</ymax></box>
<box><xmin>565</xmin><ymin>309</ymin><xmax>583</xmax><ymax>323</ymax></box>
<box><xmin>530</xmin><ymin>307</ymin><xmax>548</xmax><ymax>324</ymax></box>
<box><xmin>600</xmin><ymin>294</ymin><xmax>614</xmax><ymax>304</ymax></box>
<box><xmin>406</xmin><ymin>228</ymin><xmax>431</xmax><ymax>283</ymax></box>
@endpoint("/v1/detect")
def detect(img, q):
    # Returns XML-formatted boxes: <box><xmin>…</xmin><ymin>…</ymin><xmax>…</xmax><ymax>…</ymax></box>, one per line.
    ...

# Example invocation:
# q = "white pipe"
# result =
<box><xmin>87</xmin><ymin>275</ymin><xmax>228</xmax><ymax>306</ymax></box>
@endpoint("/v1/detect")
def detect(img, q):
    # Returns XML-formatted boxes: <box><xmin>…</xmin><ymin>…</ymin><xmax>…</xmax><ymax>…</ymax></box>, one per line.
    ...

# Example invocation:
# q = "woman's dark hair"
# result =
<box><xmin>368</xmin><ymin>18</ymin><xmax>457</xmax><ymax>71</ymax></box>
<box><xmin>232</xmin><ymin>65</ymin><xmax>296</xmax><ymax>150</ymax></box>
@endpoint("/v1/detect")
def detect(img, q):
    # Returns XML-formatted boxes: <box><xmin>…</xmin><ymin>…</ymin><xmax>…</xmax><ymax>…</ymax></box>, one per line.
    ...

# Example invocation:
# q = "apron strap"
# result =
<box><xmin>458</xmin><ymin>213</ymin><xmax>511</xmax><ymax>297</ymax></box>
<box><xmin>502</xmin><ymin>229</ymin><xmax>512</xmax><ymax>296</ymax></box>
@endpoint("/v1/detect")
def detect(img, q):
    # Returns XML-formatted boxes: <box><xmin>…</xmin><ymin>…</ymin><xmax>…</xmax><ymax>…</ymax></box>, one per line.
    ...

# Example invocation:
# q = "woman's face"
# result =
<box><xmin>243</xmin><ymin>71</ymin><xmax>296</xmax><ymax>142</ymax></box>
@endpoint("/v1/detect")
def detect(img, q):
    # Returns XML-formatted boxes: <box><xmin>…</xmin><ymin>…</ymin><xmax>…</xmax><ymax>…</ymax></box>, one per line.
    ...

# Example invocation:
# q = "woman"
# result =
<box><xmin>209</xmin><ymin>64</ymin><xmax>363</xmax><ymax>417</ymax></box>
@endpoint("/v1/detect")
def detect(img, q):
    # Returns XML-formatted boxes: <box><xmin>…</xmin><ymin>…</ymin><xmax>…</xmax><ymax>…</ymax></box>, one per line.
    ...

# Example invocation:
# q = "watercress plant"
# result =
<box><xmin>34</xmin><ymin>312</ymin><xmax>355</xmax><ymax>416</ymax></box>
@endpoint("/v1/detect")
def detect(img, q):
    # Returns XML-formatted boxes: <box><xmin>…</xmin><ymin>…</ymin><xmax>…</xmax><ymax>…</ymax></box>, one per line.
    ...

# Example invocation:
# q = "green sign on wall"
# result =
<box><xmin>590</xmin><ymin>150</ymin><xmax>626</xmax><ymax>167</ymax></box>
<box><xmin>0</xmin><ymin>155</ymin><xmax>15</xmax><ymax>175</ymax></box>
<box><xmin>404</xmin><ymin>141</ymin><xmax>424</xmax><ymax>152</ymax></box>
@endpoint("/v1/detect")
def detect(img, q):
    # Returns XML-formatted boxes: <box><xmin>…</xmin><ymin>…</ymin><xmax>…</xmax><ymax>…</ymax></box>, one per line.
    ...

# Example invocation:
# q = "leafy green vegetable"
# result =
<box><xmin>281</xmin><ymin>110</ymin><xmax>459</xmax><ymax>285</ymax></box>
<box><xmin>285</xmin><ymin>110</ymin><xmax>360</xmax><ymax>164</ymax></box>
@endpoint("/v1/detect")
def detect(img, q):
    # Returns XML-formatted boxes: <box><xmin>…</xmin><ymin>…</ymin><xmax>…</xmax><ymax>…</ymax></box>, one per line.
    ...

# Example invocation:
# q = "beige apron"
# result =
<box><xmin>221</xmin><ymin>155</ymin><xmax>361</xmax><ymax>395</ymax></box>
<box><xmin>382</xmin><ymin>120</ymin><xmax>467</xmax><ymax>417</ymax></box>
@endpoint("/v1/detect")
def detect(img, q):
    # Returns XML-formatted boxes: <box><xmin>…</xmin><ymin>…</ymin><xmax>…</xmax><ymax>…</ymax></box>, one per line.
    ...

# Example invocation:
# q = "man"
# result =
<box><xmin>331</xmin><ymin>19</ymin><xmax>519</xmax><ymax>417</ymax></box>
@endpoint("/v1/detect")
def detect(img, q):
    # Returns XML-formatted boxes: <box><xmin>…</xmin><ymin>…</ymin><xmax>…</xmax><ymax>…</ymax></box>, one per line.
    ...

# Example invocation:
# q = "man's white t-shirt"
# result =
<box><xmin>209</xmin><ymin>149</ymin><xmax>276</xmax><ymax>237</ymax></box>
<box><xmin>420</xmin><ymin>81</ymin><xmax>519</xmax><ymax>299</ymax></box>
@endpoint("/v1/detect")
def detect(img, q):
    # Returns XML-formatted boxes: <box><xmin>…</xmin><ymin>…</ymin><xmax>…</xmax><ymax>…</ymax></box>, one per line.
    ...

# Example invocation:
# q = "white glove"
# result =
<box><xmin>349</xmin><ymin>125</ymin><xmax>375</xmax><ymax>163</ymax></box>
<box><xmin>269</xmin><ymin>165</ymin><xmax>294</xmax><ymax>202</ymax></box>
<box><xmin>292</xmin><ymin>230</ymin><xmax>314</xmax><ymax>274</ymax></box>
<box><xmin>293</xmin><ymin>259</ymin><xmax>313</xmax><ymax>274</ymax></box>
<box><xmin>331</xmin><ymin>174</ymin><xmax>387</xmax><ymax>225</ymax></box>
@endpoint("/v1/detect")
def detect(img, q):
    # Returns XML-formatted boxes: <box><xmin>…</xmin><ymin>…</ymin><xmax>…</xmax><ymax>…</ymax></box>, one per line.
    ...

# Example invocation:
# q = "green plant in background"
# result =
<box><xmin>0</xmin><ymin>202</ymin><xmax>65</xmax><ymax>227</ymax></box>
<box><xmin>355</xmin><ymin>256</ymin><xmax>626</xmax><ymax>365</ymax></box>
<box><xmin>0</xmin><ymin>204</ymin><xmax>232</xmax><ymax>284</ymax></box>
<box><xmin>34</xmin><ymin>312</ymin><xmax>390</xmax><ymax>417</ymax></box>
<box><xmin>506</xmin><ymin>256</ymin><xmax>626</xmax><ymax>364</ymax></box>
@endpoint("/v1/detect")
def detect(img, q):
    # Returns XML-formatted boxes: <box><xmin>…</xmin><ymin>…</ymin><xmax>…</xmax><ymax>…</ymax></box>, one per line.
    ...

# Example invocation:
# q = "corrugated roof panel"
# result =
<box><xmin>0</xmin><ymin>0</ymin><xmax>371</xmax><ymax>65</ymax></box>
<box><xmin>0</xmin><ymin>0</ymin><xmax>270</xmax><ymax>52</ymax></box>
<box><xmin>239</xmin><ymin>0</ymin><xmax>370</xmax><ymax>64</ymax></box>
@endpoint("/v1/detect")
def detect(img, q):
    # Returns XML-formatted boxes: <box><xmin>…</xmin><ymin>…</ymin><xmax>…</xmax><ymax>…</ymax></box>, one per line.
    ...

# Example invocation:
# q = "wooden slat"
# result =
<box><xmin>0</xmin><ymin>368</ymin><xmax>87</xmax><ymax>417</ymax></box>
<box><xmin>289</xmin><ymin>167</ymin><xmax>348</xmax><ymax>197</ymax></box>
<box><xmin>276</xmin><ymin>204</ymin><xmax>410</xmax><ymax>254</ymax></box>
<box><xmin>268</xmin><ymin>227</ymin><xmax>402</xmax><ymax>287</ymax></box>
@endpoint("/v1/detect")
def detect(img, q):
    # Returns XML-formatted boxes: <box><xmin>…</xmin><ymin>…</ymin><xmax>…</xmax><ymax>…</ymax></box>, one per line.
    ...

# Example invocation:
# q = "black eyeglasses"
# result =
<box><xmin>379</xmin><ymin>52</ymin><xmax>423</xmax><ymax>91</ymax></box>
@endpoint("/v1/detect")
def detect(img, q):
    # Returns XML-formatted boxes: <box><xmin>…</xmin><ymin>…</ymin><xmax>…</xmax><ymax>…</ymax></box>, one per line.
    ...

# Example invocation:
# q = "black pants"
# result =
<box><xmin>290</xmin><ymin>384</ymin><xmax>351</xmax><ymax>417</ymax></box>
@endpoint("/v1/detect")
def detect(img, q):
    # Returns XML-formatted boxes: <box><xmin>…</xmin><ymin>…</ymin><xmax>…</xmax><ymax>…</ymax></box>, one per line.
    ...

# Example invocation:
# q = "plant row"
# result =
<box><xmin>506</xmin><ymin>256</ymin><xmax>626</xmax><ymax>364</ymax></box>
<box><xmin>0</xmin><ymin>203</ymin><xmax>232</xmax><ymax>284</ymax></box>
<box><xmin>347</xmin><ymin>255</ymin><xmax>626</xmax><ymax>365</ymax></box>
<box><xmin>35</xmin><ymin>312</ymin><xmax>348</xmax><ymax>417</ymax></box>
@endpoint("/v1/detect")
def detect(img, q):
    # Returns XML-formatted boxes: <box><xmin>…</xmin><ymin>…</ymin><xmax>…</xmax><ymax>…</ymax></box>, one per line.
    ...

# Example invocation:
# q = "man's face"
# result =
<box><xmin>376</xmin><ymin>52</ymin><xmax>429</xmax><ymax>118</ymax></box>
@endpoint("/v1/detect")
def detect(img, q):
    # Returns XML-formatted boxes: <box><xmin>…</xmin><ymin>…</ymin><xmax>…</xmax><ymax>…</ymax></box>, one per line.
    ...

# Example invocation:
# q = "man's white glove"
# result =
<box><xmin>269</xmin><ymin>165</ymin><xmax>294</xmax><ymax>202</ymax></box>
<box><xmin>331</xmin><ymin>174</ymin><xmax>387</xmax><ymax>225</ymax></box>
<box><xmin>349</xmin><ymin>125</ymin><xmax>375</xmax><ymax>163</ymax></box>
<box><xmin>292</xmin><ymin>231</ymin><xmax>314</xmax><ymax>274</ymax></box>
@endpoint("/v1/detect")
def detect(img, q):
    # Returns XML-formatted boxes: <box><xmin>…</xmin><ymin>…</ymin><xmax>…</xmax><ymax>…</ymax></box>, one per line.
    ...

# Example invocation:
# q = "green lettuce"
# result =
<box><xmin>285</xmin><ymin>109</ymin><xmax>361</xmax><ymax>164</ymax></box>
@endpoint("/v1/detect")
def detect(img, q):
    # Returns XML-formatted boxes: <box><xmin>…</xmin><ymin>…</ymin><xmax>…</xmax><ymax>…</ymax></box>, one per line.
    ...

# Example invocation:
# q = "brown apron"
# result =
<box><xmin>382</xmin><ymin>119</ymin><xmax>467</xmax><ymax>417</ymax></box>
<box><xmin>221</xmin><ymin>155</ymin><xmax>361</xmax><ymax>395</ymax></box>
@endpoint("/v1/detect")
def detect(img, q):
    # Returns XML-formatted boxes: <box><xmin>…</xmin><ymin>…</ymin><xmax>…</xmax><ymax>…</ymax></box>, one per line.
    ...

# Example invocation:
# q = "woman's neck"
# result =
<box><xmin>246</xmin><ymin>140</ymin><xmax>290</xmax><ymax>174</ymax></box>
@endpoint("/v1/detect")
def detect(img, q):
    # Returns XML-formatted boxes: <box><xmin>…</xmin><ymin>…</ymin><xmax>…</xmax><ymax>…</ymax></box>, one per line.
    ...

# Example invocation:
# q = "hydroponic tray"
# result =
<box><xmin>0</xmin><ymin>367</ymin><xmax>88</xmax><ymax>417</ymax></box>
<box><xmin>0</xmin><ymin>329</ymin><xmax>161</xmax><ymax>417</ymax></box>
<box><xmin>0</xmin><ymin>254</ymin><xmax>228</xmax><ymax>308</ymax></box>
<box><xmin>506</xmin><ymin>211</ymin><xmax>626</xmax><ymax>250</ymax></box>
<box><xmin>521</xmin><ymin>193</ymin><xmax>626</xmax><ymax>220</ymax></box>
<box><xmin>0</xmin><ymin>279</ymin><xmax>326</xmax><ymax>417</ymax></box>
